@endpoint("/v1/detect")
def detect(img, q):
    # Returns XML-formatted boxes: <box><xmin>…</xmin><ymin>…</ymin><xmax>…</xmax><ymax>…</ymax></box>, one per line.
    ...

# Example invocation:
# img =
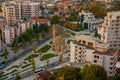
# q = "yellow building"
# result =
<box><xmin>2</xmin><ymin>3</ymin><xmax>16</xmax><ymax>25</ymax></box>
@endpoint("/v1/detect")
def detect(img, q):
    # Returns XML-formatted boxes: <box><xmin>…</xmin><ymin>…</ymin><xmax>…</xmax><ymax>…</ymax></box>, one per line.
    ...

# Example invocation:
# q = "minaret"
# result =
<box><xmin>53</xmin><ymin>25</ymin><xmax>56</xmax><ymax>43</ymax></box>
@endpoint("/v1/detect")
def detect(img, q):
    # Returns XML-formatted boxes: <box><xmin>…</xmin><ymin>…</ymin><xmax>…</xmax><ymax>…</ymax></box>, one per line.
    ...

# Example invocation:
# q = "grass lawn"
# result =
<box><xmin>40</xmin><ymin>53</ymin><xmax>57</xmax><ymax>61</ymax></box>
<box><xmin>25</xmin><ymin>54</ymin><xmax>39</xmax><ymax>60</ymax></box>
<box><xmin>21</xmin><ymin>64</ymin><xmax>31</xmax><ymax>68</ymax></box>
<box><xmin>66</xmin><ymin>30</ymin><xmax>75</xmax><ymax>35</ymax></box>
<box><xmin>67</xmin><ymin>40</ymin><xmax>72</xmax><ymax>44</ymax></box>
<box><xmin>36</xmin><ymin>45</ymin><xmax>51</xmax><ymax>53</ymax></box>
<box><xmin>0</xmin><ymin>71</ymin><xmax>4</xmax><ymax>77</ymax></box>
<box><xmin>9</xmin><ymin>69</ymin><xmax>18</xmax><ymax>74</ymax></box>
<box><xmin>7</xmin><ymin>65</ymin><xmax>20</xmax><ymax>71</ymax></box>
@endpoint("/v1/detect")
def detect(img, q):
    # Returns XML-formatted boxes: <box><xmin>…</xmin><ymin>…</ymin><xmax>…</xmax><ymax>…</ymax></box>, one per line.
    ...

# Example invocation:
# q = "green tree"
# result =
<box><xmin>85</xmin><ymin>3</ymin><xmax>106</xmax><ymax>18</ymax></box>
<box><xmin>29</xmin><ymin>59</ymin><xmax>36</xmax><ymax>71</ymax></box>
<box><xmin>26</xmin><ymin>28</ymin><xmax>34</xmax><ymax>37</ymax></box>
<box><xmin>82</xmin><ymin>65</ymin><xmax>96</xmax><ymax>80</ymax></box>
<box><xmin>49</xmin><ymin>66</ymin><xmax>81</xmax><ymax>80</ymax></box>
<box><xmin>64</xmin><ymin>21</ymin><xmax>70</xmax><ymax>28</ymax></box>
<box><xmin>15</xmin><ymin>72</ymin><xmax>21</xmax><ymax>80</ymax></box>
<box><xmin>3</xmin><ymin>48</ymin><xmax>9</xmax><ymax>59</ymax></box>
<box><xmin>91</xmin><ymin>65</ymin><xmax>107</xmax><ymax>80</ymax></box>
<box><xmin>29</xmin><ymin>37</ymin><xmax>32</xmax><ymax>44</ymax></box>
<box><xmin>33</xmin><ymin>23</ymin><xmax>39</xmax><ymax>34</ymax></box>
<box><xmin>51</xmin><ymin>15</ymin><xmax>61</xmax><ymax>24</ymax></box>
<box><xmin>35</xmin><ymin>33</ymin><xmax>39</xmax><ymax>40</ymax></box>
<box><xmin>13</xmin><ymin>40</ymin><xmax>18</xmax><ymax>53</ymax></box>
<box><xmin>21</xmin><ymin>39</ymin><xmax>26</xmax><ymax>49</ymax></box>
<box><xmin>82</xmin><ymin>65</ymin><xmax>107</xmax><ymax>80</ymax></box>
<box><xmin>30</xmin><ymin>45</ymin><xmax>37</xmax><ymax>52</ymax></box>
<box><xmin>59</xmin><ymin>53</ymin><xmax>63</xmax><ymax>65</ymax></box>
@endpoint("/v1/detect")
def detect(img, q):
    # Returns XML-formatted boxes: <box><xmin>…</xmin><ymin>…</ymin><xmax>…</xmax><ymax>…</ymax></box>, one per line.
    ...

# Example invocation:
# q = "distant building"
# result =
<box><xmin>70</xmin><ymin>35</ymin><xmax>117</xmax><ymax>76</ymax></box>
<box><xmin>31</xmin><ymin>16</ymin><xmax>51</xmax><ymax>26</ymax></box>
<box><xmin>2</xmin><ymin>25</ymin><xmax>17</xmax><ymax>45</ymax></box>
<box><xmin>2</xmin><ymin>2</ymin><xmax>17</xmax><ymax>25</ymax></box>
<box><xmin>0</xmin><ymin>16</ymin><xmax>5</xmax><ymax>28</ymax></box>
<box><xmin>99</xmin><ymin>11</ymin><xmax>120</xmax><ymax>49</ymax></box>
<box><xmin>1</xmin><ymin>1</ymin><xmax>41</xmax><ymax>25</ymax></box>
<box><xmin>17</xmin><ymin>21</ymin><xmax>32</xmax><ymax>35</ymax></box>
<box><xmin>79</xmin><ymin>11</ymin><xmax>104</xmax><ymax>30</ymax></box>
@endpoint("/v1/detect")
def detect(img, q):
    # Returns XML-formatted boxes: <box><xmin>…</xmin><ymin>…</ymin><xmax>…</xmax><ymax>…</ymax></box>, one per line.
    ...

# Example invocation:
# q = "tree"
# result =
<box><xmin>91</xmin><ymin>65</ymin><xmax>107</xmax><ymax>80</ymax></box>
<box><xmin>33</xmin><ymin>23</ymin><xmax>39</xmax><ymax>34</ymax></box>
<box><xmin>15</xmin><ymin>72</ymin><xmax>21</xmax><ymax>80</ymax></box>
<box><xmin>13</xmin><ymin>40</ymin><xmax>18</xmax><ymax>53</ymax></box>
<box><xmin>82</xmin><ymin>65</ymin><xmax>96</xmax><ymax>80</ymax></box>
<box><xmin>29</xmin><ymin>59</ymin><xmax>36</xmax><ymax>71</ymax></box>
<box><xmin>3</xmin><ymin>48</ymin><xmax>9</xmax><ymax>59</ymax></box>
<box><xmin>30</xmin><ymin>45</ymin><xmax>37</xmax><ymax>52</ymax></box>
<box><xmin>82</xmin><ymin>65</ymin><xmax>107</xmax><ymax>80</ymax></box>
<box><xmin>71</xmin><ymin>23</ymin><xmax>77</xmax><ymax>30</ymax></box>
<box><xmin>26</xmin><ymin>28</ymin><xmax>34</xmax><ymax>38</ymax></box>
<box><xmin>51</xmin><ymin>15</ymin><xmax>61</xmax><ymax>24</ymax></box>
<box><xmin>29</xmin><ymin>37</ymin><xmax>32</xmax><ymax>44</ymax></box>
<box><xmin>59</xmin><ymin>53</ymin><xmax>63</xmax><ymax>65</ymax></box>
<box><xmin>64</xmin><ymin>21</ymin><xmax>70</xmax><ymax>28</ymax></box>
<box><xmin>84</xmin><ymin>3</ymin><xmax>106</xmax><ymax>18</ymax></box>
<box><xmin>49</xmin><ymin>66</ymin><xmax>81</xmax><ymax>80</ymax></box>
<box><xmin>21</xmin><ymin>39</ymin><xmax>26</xmax><ymax>49</ymax></box>
<box><xmin>35</xmin><ymin>33</ymin><xmax>39</xmax><ymax>40</ymax></box>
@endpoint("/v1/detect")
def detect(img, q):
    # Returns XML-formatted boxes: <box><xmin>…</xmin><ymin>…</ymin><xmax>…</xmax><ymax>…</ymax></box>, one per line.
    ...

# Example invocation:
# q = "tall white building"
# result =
<box><xmin>17</xmin><ymin>21</ymin><xmax>32</xmax><ymax>35</ymax></box>
<box><xmin>2</xmin><ymin>25</ymin><xmax>17</xmax><ymax>45</ymax></box>
<box><xmin>70</xmin><ymin>35</ymin><xmax>118</xmax><ymax>76</ymax></box>
<box><xmin>99</xmin><ymin>11</ymin><xmax>120</xmax><ymax>49</ymax></box>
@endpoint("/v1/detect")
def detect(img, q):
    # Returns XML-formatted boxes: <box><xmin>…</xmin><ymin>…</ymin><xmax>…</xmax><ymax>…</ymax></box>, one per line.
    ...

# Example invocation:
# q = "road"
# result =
<box><xmin>7</xmin><ymin>57</ymin><xmax>70</xmax><ymax>80</ymax></box>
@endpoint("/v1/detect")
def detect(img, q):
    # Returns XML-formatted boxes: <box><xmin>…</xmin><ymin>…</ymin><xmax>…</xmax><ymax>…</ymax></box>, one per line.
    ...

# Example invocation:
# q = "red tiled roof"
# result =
<box><xmin>37</xmin><ymin>71</ymin><xmax>51</xmax><ymax>80</ymax></box>
<box><xmin>31</xmin><ymin>17</ymin><xmax>50</xmax><ymax>23</ymax></box>
<box><xmin>118</xmin><ymin>50</ymin><xmax>120</xmax><ymax>57</ymax></box>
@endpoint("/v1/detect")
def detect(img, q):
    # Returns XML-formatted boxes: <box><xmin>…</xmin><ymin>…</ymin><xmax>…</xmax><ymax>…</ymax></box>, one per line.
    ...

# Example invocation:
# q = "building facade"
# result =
<box><xmin>100</xmin><ymin>11</ymin><xmax>120</xmax><ymax>49</ymax></box>
<box><xmin>79</xmin><ymin>11</ymin><xmax>104</xmax><ymax>30</ymax></box>
<box><xmin>2</xmin><ymin>25</ymin><xmax>17</xmax><ymax>45</ymax></box>
<box><xmin>2</xmin><ymin>2</ymin><xmax>17</xmax><ymax>25</ymax></box>
<box><xmin>70</xmin><ymin>35</ymin><xmax>118</xmax><ymax>76</ymax></box>
<box><xmin>1</xmin><ymin>1</ymin><xmax>41</xmax><ymax>25</ymax></box>
<box><xmin>17</xmin><ymin>21</ymin><xmax>32</xmax><ymax>35</ymax></box>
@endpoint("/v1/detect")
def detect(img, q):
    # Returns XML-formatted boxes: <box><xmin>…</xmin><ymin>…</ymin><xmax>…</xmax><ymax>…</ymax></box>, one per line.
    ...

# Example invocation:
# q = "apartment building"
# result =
<box><xmin>2</xmin><ymin>25</ymin><xmax>17</xmax><ymax>45</ymax></box>
<box><xmin>1</xmin><ymin>1</ymin><xmax>41</xmax><ymax>25</ymax></box>
<box><xmin>17</xmin><ymin>21</ymin><xmax>32</xmax><ymax>35</ymax></box>
<box><xmin>2</xmin><ymin>2</ymin><xmax>17</xmax><ymax>25</ymax></box>
<box><xmin>79</xmin><ymin>11</ymin><xmax>104</xmax><ymax>30</ymax></box>
<box><xmin>70</xmin><ymin>35</ymin><xmax>118</xmax><ymax>76</ymax></box>
<box><xmin>99</xmin><ymin>11</ymin><xmax>120</xmax><ymax>49</ymax></box>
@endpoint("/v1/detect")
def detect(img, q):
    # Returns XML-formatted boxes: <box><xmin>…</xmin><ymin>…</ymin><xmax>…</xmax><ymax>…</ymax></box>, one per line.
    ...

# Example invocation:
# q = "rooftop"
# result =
<box><xmin>108</xmin><ymin>11</ymin><xmax>120</xmax><ymax>16</ymax></box>
<box><xmin>31</xmin><ymin>17</ymin><xmax>50</xmax><ymax>23</ymax></box>
<box><xmin>72</xmin><ymin>40</ymin><xmax>94</xmax><ymax>50</ymax></box>
<box><xmin>93</xmin><ymin>48</ymin><xmax>117</xmax><ymax>56</ymax></box>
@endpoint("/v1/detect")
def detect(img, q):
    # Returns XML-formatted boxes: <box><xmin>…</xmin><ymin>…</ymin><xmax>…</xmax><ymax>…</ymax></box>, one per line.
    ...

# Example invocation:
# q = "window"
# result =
<box><xmin>94</xmin><ymin>55</ymin><xmax>96</xmax><ymax>58</ymax></box>
<box><xmin>97</xmin><ymin>56</ymin><xmax>99</xmax><ymax>59</ymax></box>
<box><xmin>94</xmin><ymin>60</ymin><xmax>97</xmax><ymax>63</ymax></box>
